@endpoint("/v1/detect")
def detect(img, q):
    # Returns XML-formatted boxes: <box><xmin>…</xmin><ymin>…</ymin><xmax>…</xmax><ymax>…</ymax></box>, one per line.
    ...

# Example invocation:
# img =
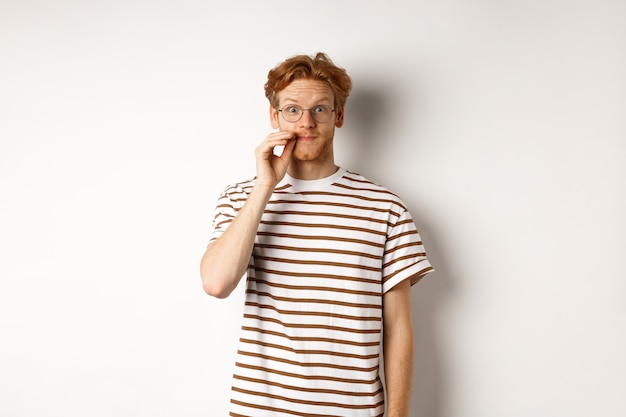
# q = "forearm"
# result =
<box><xmin>384</xmin><ymin>327</ymin><xmax>414</xmax><ymax>417</ymax></box>
<box><xmin>200</xmin><ymin>183</ymin><xmax>273</xmax><ymax>298</ymax></box>
<box><xmin>382</xmin><ymin>279</ymin><xmax>414</xmax><ymax>417</ymax></box>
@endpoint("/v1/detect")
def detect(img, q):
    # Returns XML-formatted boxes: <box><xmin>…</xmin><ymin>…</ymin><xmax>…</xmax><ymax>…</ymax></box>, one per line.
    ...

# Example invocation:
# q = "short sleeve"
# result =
<box><xmin>208</xmin><ymin>184</ymin><xmax>248</xmax><ymax>243</ymax></box>
<box><xmin>381</xmin><ymin>208</ymin><xmax>433</xmax><ymax>293</ymax></box>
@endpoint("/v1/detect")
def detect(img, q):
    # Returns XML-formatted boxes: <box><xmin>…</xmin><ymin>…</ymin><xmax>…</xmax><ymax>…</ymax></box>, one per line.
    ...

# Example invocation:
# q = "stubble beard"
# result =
<box><xmin>292</xmin><ymin>136</ymin><xmax>334</xmax><ymax>164</ymax></box>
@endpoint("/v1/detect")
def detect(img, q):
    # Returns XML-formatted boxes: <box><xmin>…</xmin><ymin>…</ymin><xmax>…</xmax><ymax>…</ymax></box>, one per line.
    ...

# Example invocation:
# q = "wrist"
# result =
<box><xmin>248</xmin><ymin>182</ymin><xmax>275</xmax><ymax>209</ymax></box>
<box><xmin>252</xmin><ymin>180</ymin><xmax>276</xmax><ymax>195</ymax></box>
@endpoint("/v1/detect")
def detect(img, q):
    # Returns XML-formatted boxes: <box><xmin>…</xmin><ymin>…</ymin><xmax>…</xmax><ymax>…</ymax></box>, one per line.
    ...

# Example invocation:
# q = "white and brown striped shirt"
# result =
<box><xmin>209</xmin><ymin>168</ymin><xmax>433</xmax><ymax>417</ymax></box>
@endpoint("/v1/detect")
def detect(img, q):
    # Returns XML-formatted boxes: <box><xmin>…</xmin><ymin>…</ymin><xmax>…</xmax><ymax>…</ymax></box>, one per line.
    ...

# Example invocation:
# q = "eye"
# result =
<box><xmin>284</xmin><ymin>105</ymin><xmax>300</xmax><ymax>114</ymax></box>
<box><xmin>314</xmin><ymin>105</ymin><xmax>329</xmax><ymax>114</ymax></box>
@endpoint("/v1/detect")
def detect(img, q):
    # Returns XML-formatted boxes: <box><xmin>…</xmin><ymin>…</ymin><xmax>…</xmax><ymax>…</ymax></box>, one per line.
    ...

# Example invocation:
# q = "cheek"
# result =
<box><xmin>276</xmin><ymin>120</ymin><xmax>294</xmax><ymax>132</ymax></box>
<box><xmin>322</xmin><ymin>124</ymin><xmax>336</xmax><ymax>138</ymax></box>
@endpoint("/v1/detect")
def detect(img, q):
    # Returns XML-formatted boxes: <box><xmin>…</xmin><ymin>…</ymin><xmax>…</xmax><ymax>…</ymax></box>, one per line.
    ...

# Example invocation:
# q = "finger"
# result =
<box><xmin>256</xmin><ymin>133</ymin><xmax>292</xmax><ymax>160</ymax></box>
<box><xmin>268</xmin><ymin>131</ymin><xmax>295</xmax><ymax>142</ymax></box>
<box><xmin>259</xmin><ymin>132</ymin><xmax>294</xmax><ymax>153</ymax></box>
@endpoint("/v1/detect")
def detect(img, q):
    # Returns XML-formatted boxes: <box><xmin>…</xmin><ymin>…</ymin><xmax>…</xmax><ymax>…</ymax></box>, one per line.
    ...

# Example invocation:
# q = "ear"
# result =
<box><xmin>270</xmin><ymin>104</ymin><xmax>279</xmax><ymax>129</ymax></box>
<box><xmin>335</xmin><ymin>104</ymin><xmax>345</xmax><ymax>128</ymax></box>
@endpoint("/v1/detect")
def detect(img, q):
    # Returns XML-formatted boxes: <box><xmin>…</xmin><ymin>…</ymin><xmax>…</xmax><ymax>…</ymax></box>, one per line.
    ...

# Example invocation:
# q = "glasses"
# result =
<box><xmin>278</xmin><ymin>104</ymin><xmax>336</xmax><ymax>123</ymax></box>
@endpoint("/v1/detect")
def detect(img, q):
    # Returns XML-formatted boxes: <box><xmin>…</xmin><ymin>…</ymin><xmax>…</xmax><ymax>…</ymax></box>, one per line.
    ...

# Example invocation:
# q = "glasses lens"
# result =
<box><xmin>281</xmin><ymin>105</ymin><xmax>302</xmax><ymax>122</ymax></box>
<box><xmin>312</xmin><ymin>105</ymin><xmax>332</xmax><ymax>122</ymax></box>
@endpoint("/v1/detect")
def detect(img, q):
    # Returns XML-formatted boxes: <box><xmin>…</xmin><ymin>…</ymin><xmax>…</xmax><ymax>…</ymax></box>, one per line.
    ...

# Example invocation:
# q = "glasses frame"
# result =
<box><xmin>277</xmin><ymin>104</ymin><xmax>336</xmax><ymax>123</ymax></box>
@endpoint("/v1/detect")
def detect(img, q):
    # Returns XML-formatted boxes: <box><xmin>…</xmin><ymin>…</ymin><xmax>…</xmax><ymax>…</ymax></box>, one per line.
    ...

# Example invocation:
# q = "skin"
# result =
<box><xmin>200</xmin><ymin>78</ymin><xmax>414</xmax><ymax>416</ymax></box>
<box><xmin>383</xmin><ymin>278</ymin><xmax>415</xmax><ymax>417</ymax></box>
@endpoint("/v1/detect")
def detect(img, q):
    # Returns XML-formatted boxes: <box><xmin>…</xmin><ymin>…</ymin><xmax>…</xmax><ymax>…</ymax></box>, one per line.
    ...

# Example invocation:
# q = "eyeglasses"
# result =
<box><xmin>278</xmin><ymin>104</ymin><xmax>336</xmax><ymax>123</ymax></box>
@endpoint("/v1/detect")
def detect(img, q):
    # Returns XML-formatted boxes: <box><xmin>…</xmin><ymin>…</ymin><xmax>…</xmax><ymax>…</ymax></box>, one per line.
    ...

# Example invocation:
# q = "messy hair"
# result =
<box><xmin>264</xmin><ymin>52</ymin><xmax>352</xmax><ymax>108</ymax></box>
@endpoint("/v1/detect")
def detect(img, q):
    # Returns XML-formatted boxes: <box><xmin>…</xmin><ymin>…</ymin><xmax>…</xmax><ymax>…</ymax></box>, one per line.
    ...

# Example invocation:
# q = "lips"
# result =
<box><xmin>296</xmin><ymin>133</ymin><xmax>317</xmax><ymax>141</ymax></box>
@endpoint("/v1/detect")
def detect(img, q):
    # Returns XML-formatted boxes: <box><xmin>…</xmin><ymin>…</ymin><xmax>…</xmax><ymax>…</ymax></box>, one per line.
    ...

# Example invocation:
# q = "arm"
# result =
<box><xmin>200</xmin><ymin>183</ymin><xmax>273</xmax><ymax>298</ymax></box>
<box><xmin>383</xmin><ymin>278</ymin><xmax>414</xmax><ymax>417</ymax></box>
<box><xmin>200</xmin><ymin>131</ymin><xmax>295</xmax><ymax>298</ymax></box>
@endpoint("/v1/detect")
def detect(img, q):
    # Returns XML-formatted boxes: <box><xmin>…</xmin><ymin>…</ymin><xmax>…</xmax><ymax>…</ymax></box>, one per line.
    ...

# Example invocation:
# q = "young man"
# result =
<box><xmin>201</xmin><ymin>52</ymin><xmax>433</xmax><ymax>417</ymax></box>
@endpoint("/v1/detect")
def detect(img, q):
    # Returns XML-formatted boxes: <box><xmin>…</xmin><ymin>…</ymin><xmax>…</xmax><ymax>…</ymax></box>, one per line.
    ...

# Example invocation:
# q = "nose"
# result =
<box><xmin>299</xmin><ymin>109</ymin><xmax>317</xmax><ymax>127</ymax></box>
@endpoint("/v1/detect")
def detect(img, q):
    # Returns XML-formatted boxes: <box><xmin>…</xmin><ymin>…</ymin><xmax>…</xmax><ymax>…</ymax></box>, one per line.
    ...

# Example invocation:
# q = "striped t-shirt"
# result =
<box><xmin>209</xmin><ymin>167</ymin><xmax>433</xmax><ymax>417</ymax></box>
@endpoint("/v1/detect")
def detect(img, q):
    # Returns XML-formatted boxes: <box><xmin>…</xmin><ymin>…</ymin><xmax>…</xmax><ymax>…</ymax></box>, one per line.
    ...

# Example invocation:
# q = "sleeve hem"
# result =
<box><xmin>382</xmin><ymin>260</ymin><xmax>434</xmax><ymax>294</ymax></box>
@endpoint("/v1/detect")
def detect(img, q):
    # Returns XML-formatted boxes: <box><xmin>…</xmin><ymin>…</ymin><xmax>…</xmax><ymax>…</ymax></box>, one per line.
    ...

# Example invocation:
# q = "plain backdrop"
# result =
<box><xmin>1</xmin><ymin>1</ymin><xmax>625</xmax><ymax>416</ymax></box>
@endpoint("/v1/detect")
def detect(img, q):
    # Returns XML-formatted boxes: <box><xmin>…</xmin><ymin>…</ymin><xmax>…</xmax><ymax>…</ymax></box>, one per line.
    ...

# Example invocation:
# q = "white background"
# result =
<box><xmin>1</xmin><ymin>1</ymin><xmax>625</xmax><ymax>416</ymax></box>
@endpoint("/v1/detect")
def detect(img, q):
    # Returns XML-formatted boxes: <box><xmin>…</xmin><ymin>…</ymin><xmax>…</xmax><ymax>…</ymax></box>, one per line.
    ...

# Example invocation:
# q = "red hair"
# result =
<box><xmin>264</xmin><ymin>52</ymin><xmax>352</xmax><ymax>108</ymax></box>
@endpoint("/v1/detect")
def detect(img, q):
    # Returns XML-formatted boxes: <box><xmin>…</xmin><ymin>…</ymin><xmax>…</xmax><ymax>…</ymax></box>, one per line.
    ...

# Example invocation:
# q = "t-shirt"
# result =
<box><xmin>209</xmin><ymin>167</ymin><xmax>433</xmax><ymax>417</ymax></box>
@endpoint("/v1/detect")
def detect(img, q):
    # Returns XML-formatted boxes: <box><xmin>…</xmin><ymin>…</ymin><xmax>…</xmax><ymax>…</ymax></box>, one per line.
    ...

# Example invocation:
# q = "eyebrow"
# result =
<box><xmin>281</xmin><ymin>97</ymin><xmax>333</xmax><ymax>105</ymax></box>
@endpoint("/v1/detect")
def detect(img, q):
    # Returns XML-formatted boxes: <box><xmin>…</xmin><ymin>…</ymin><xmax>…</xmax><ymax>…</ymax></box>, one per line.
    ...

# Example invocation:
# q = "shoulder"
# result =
<box><xmin>339</xmin><ymin>170</ymin><xmax>399</xmax><ymax>195</ymax></box>
<box><xmin>219</xmin><ymin>177</ymin><xmax>256</xmax><ymax>197</ymax></box>
<box><xmin>215</xmin><ymin>177</ymin><xmax>257</xmax><ymax>211</ymax></box>
<box><xmin>336</xmin><ymin>170</ymin><xmax>408</xmax><ymax>210</ymax></box>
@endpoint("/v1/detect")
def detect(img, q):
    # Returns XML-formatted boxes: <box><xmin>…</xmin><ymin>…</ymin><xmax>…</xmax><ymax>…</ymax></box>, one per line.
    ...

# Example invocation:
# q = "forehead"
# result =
<box><xmin>277</xmin><ymin>79</ymin><xmax>335</xmax><ymax>104</ymax></box>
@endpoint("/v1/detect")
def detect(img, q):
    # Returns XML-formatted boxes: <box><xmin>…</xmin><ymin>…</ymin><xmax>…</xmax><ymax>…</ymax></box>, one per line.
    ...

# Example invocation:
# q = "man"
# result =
<box><xmin>201</xmin><ymin>52</ymin><xmax>433</xmax><ymax>417</ymax></box>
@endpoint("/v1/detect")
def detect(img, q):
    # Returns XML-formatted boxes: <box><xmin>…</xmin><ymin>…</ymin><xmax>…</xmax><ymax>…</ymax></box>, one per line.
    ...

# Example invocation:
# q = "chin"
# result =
<box><xmin>292</xmin><ymin>148</ymin><xmax>317</xmax><ymax>161</ymax></box>
<box><xmin>293</xmin><ymin>154</ymin><xmax>316</xmax><ymax>162</ymax></box>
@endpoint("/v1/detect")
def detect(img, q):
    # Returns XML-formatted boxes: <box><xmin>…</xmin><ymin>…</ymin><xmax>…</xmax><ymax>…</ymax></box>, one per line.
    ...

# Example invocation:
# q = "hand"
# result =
<box><xmin>254</xmin><ymin>131</ymin><xmax>296</xmax><ymax>188</ymax></box>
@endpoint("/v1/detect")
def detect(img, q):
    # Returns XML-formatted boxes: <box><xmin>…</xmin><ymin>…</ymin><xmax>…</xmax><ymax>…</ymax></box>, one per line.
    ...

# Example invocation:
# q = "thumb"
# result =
<box><xmin>279</xmin><ymin>137</ymin><xmax>296</xmax><ymax>161</ymax></box>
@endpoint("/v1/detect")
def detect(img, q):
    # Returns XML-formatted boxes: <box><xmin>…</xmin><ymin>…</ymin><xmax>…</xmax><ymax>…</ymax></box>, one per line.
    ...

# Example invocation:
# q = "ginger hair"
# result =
<box><xmin>264</xmin><ymin>52</ymin><xmax>352</xmax><ymax>109</ymax></box>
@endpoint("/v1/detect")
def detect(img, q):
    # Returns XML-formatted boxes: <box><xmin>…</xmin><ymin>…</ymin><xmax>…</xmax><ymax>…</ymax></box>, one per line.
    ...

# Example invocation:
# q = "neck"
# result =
<box><xmin>287</xmin><ymin>160</ymin><xmax>339</xmax><ymax>180</ymax></box>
